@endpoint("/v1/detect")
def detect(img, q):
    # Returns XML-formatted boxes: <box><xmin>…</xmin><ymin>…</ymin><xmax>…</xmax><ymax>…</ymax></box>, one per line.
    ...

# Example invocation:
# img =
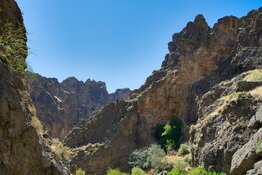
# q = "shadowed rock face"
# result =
<box><xmin>64</xmin><ymin>8</ymin><xmax>262</xmax><ymax>175</ymax></box>
<box><xmin>0</xmin><ymin>0</ymin><xmax>67</xmax><ymax>174</ymax></box>
<box><xmin>26</xmin><ymin>74</ymin><xmax>131</xmax><ymax>139</ymax></box>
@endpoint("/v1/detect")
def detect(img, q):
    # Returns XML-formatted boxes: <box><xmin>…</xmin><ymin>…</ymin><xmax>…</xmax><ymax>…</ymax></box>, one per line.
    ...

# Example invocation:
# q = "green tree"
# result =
<box><xmin>155</xmin><ymin>118</ymin><xmax>183</xmax><ymax>150</ymax></box>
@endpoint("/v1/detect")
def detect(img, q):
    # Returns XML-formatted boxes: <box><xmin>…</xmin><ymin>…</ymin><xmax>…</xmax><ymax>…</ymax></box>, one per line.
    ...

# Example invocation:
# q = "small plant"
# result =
<box><xmin>178</xmin><ymin>144</ymin><xmax>190</xmax><ymax>156</ymax></box>
<box><xmin>131</xmin><ymin>167</ymin><xmax>146</xmax><ymax>175</ymax></box>
<box><xmin>72</xmin><ymin>168</ymin><xmax>85</xmax><ymax>175</ymax></box>
<box><xmin>107</xmin><ymin>168</ymin><xmax>128</xmax><ymax>175</ymax></box>
<box><xmin>128</xmin><ymin>144</ymin><xmax>166</xmax><ymax>170</ymax></box>
<box><xmin>184</xmin><ymin>154</ymin><xmax>192</xmax><ymax>164</ymax></box>
<box><xmin>256</xmin><ymin>139</ymin><xmax>262</xmax><ymax>154</ymax></box>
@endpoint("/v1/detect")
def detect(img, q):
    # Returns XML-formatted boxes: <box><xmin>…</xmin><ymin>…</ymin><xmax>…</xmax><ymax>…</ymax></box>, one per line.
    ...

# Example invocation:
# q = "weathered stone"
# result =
<box><xmin>248</xmin><ymin>105</ymin><xmax>262</xmax><ymax>129</ymax></box>
<box><xmin>230</xmin><ymin>128</ymin><xmax>262</xmax><ymax>175</ymax></box>
<box><xmin>246</xmin><ymin>160</ymin><xmax>262</xmax><ymax>175</ymax></box>
<box><xmin>0</xmin><ymin>1</ymin><xmax>68</xmax><ymax>174</ymax></box>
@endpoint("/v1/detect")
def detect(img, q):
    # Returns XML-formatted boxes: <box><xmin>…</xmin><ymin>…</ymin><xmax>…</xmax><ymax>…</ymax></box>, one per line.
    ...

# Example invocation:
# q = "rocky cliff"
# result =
<box><xmin>64</xmin><ymin>8</ymin><xmax>262</xmax><ymax>175</ymax></box>
<box><xmin>26</xmin><ymin>74</ymin><xmax>130</xmax><ymax>139</ymax></box>
<box><xmin>0</xmin><ymin>0</ymin><xmax>67</xmax><ymax>174</ymax></box>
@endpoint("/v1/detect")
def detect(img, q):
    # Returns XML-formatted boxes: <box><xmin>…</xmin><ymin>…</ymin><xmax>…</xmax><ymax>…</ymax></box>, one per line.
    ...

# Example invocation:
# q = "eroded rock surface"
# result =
<box><xmin>26</xmin><ymin>74</ymin><xmax>130</xmax><ymax>139</ymax></box>
<box><xmin>0</xmin><ymin>0</ymin><xmax>68</xmax><ymax>174</ymax></box>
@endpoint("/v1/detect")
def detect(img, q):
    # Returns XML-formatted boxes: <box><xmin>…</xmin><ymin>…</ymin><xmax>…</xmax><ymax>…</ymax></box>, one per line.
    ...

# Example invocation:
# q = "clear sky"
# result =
<box><xmin>16</xmin><ymin>0</ymin><xmax>262</xmax><ymax>92</ymax></box>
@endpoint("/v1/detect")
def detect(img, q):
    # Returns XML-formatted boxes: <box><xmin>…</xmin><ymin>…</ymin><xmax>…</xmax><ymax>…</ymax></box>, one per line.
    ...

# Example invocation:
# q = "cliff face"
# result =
<box><xmin>64</xmin><ymin>8</ymin><xmax>262</xmax><ymax>174</ymax></box>
<box><xmin>0</xmin><ymin>1</ymin><xmax>67</xmax><ymax>174</ymax></box>
<box><xmin>26</xmin><ymin>74</ymin><xmax>130</xmax><ymax>139</ymax></box>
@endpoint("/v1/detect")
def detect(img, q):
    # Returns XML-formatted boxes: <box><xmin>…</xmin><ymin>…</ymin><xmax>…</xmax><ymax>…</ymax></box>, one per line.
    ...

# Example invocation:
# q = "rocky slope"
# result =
<box><xmin>26</xmin><ymin>74</ymin><xmax>130</xmax><ymax>139</ymax></box>
<box><xmin>63</xmin><ymin>8</ymin><xmax>262</xmax><ymax>175</ymax></box>
<box><xmin>0</xmin><ymin>0</ymin><xmax>67</xmax><ymax>174</ymax></box>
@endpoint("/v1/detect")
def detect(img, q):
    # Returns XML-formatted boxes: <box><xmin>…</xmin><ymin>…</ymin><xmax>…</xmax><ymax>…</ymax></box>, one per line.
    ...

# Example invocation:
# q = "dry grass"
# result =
<box><xmin>244</xmin><ymin>69</ymin><xmax>262</xmax><ymax>82</ymax></box>
<box><xmin>250</xmin><ymin>86</ymin><xmax>262</xmax><ymax>98</ymax></box>
<box><xmin>31</xmin><ymin>115</ymin><xmax>44</xmax><ymax>135</ymax></box>
<box><xmin>51</xmin><ymin>138</ymin><xmax>73</xmax><ymax>161</ymax></box>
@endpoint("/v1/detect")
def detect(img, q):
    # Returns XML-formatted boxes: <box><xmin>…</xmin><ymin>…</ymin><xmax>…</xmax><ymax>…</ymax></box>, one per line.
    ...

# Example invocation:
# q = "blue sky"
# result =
<box><xmin>16</xmin><ymin>0</ymin><xmax>262</xmax><ymax>92</ymax></box>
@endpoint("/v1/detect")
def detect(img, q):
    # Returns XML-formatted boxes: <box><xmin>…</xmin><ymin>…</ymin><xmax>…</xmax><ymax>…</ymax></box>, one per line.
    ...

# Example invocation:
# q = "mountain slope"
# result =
<box><xmin>64</xmin><ymin>8</ymin><xmax>262</xmax><ymax>175</ymax></box>
<box><xmin>26</xmin><ymin>74</ymin><xmax>130</xmax><ymax>139</ymax></box>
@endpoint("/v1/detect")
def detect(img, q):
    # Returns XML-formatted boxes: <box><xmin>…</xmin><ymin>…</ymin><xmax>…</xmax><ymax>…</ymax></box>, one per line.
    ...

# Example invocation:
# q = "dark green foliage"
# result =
<box><xmin>0</xmin><ymin>22</ymin><xmax>27</xmax><ymax>72</ymax></box>
<box><xmin>154</xmin><ymin>118</ymin><xmax>183</xmax><ymax>151</ymax></box>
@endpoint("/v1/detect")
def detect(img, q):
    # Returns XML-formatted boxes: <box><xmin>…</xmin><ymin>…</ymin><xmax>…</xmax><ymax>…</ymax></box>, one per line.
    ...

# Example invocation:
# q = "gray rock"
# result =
<box><xmin>248</xmin><ymin>105</ymin><xmax>262</xmax><ymax>129</ymax></box>
<box><xmin>230</xmin><ymin>128</ymin><xmax>262</xmax><ymax>175</ymax></box>
<box><xmin>246</xmin><ymin>161</ymin><xmax>262</xmax><ymax>175</ymax></box>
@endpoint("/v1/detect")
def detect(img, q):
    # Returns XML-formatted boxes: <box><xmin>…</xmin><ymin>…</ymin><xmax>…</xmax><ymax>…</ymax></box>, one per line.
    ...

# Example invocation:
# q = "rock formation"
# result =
<box><xmin>0</xmin><ymin>1</ymin><xmax>261</xmax><ymax>174</ymax></box>
<box><xmin>64</xmin><ymin>8</ymin><xmax>262</xmax><ymax>175</ymax></box>
<box><xmin>26</xmin><ymin>74</ymin><xmax>130</xmax><ymax>139</ymax></box>
<box><xmin>0</xmin><ymin>0</ymin><xmax>67</xmax><ymax>174</ymax></box>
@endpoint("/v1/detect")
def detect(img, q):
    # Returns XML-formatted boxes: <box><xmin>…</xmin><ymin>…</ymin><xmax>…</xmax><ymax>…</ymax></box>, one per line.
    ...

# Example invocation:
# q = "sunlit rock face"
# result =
<box><xmin>63</xmin><ymin>8</ymin><xmax>262</xmax><ymax>175</ymax></box>
<box><xmin>0</xmin><ymin>1</ymin><xmax>68</xmax><ymax>174</ymax></box>
<box><xmin>26</xmin><ymin>74</ymin><xmax>131</xmax><ymax>139</ymax></box>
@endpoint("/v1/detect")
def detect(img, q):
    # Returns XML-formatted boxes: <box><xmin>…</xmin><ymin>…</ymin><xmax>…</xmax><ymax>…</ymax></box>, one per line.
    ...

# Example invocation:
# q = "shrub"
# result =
<box><xmin>178</xmin><ymin>144</ymin><xmax>190</xmax><ymax>156</ymax></box>
<box><xmin>167</xmin><ymin>167</ymin><xmax>185</xmax><ymax>175</ymax></box>
<box><xmin>188</xmin><ymin>167</ymin><xmax>225</xmax><ymax>175</ymax></box>
<box><xmin>173</xmin><ymin>160</ymin><xmax>188</xmax><ymax>171</ymax></box>
<box><xmin>128</xmin><ymin>148</ymin><xmax>148</xmax><ymax>168</ymax></box>
<box><xmin>72</xmin><ymin>168</ymin><xmax>85</xmax><ymax>175</ymax></box>
<box><xmin>184</xmin><ymin>154</ymin><xmax>192</xmax><ymax>164</ymax></box>
<box><xmin>188</xmin><ymin>167</ymin><xmax>206</xmax><ymax>175</ymax></box>
<box><xmin>154</xmin><ymin>118</ymin><xmax>183</xmax><ymax>151</ymax></box>
<box><xmin>167</xmin><ymin>166</ymin><xmax>225</xmax><ymax>175</ymax></box>
<box><xmin>107</xmin><ymin>168</ymin><xmax>128</xmax><ymax>175</ymax></box>
<box><xmin>131</xmin><ymin>167</ymin><xmax>146</xmax><ymax>175</ymax></box>
<box><xmin>128</xmin><ymin>144</ymin><xmax>166</xmax><ymax>170</ymax></box>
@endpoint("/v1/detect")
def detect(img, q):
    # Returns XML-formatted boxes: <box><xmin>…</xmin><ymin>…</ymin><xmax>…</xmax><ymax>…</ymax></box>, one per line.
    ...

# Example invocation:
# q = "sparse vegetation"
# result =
<box><xmin>154</xmin><ymin>118</ymin><xmax>183</xmax><ymax>151</ymax></box>
<box><xmin>0</xmin><ymin>22</ymin><xmax>27</xmax><ymax>72</ymax></box>
<box><xmin>51</xmin><ymin>138</ymin><xmax>73</xmax><ymax>161</ymax></box>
